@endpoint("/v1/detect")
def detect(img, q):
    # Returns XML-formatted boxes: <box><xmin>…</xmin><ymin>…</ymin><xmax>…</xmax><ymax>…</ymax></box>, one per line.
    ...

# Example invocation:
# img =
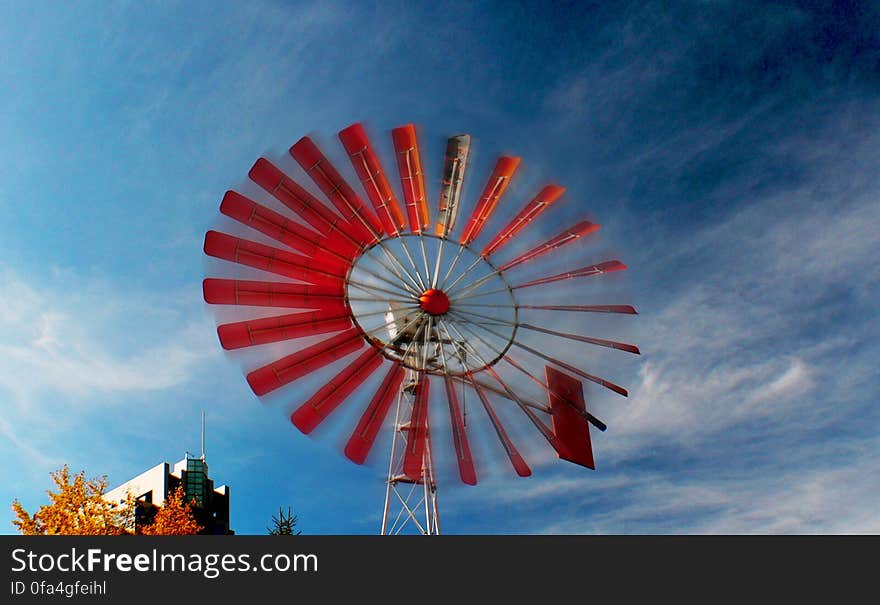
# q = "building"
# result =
<box><xmin>105</xmin><ymin>454</ymin><xmax>233</xmax><ymax>535</ymax></box>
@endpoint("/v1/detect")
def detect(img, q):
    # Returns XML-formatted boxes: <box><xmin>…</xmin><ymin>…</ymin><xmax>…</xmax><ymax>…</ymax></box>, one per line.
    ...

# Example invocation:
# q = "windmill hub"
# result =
<box><xmin>419</xmin><ymin>288</ymin><xmax>450</xmax><ymax>315</ymax></box>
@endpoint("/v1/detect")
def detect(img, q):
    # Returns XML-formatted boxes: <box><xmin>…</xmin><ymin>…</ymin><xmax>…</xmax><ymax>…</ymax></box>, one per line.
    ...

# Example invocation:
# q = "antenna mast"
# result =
<box><xmin>201</xmin><ymin>411</ymin><xmax>206</xmax><ymax>460</ymax></box>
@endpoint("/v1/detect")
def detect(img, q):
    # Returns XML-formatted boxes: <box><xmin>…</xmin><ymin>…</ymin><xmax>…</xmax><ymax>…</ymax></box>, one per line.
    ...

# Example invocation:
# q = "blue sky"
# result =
<box><xmin>1</xmin><ymin>0</ymin><xmax>878</xmax><ymax>534</ymax></box>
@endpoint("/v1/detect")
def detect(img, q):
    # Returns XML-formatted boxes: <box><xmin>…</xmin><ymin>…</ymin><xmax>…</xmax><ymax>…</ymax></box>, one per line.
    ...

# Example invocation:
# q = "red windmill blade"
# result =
<box><xmin>202</xmin><ymin>122</ymin><xmax>639</xmax><ymax>535</ymax></box>
<box><xmin>480</xmin><ymin>184</ymin><xmax>565</xmax><ymax>257</ymax></box>
<box><xmin>339</xmin><ymin>123</ymin><xmax>407</xmax><ymax>237</ymax></box>
<box><xmin>391</xmin><ymin>124</ymin><xmax>430</xmax><ymax>233</ymax></box>
<box><xmin>460</xmin><ymin>156</ymin><xmax>520</xmax><ymax>246</ymax></box>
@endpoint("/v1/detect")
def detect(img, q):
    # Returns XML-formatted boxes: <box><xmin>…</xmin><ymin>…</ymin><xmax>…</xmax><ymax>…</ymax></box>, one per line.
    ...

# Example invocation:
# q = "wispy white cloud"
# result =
<box><xmin>534</xmin><ymin>445</ymin><xmax>880</xmax><ymax>534</ymax></box>
<box><xmin>441</xmin><ymin>98</ymin><xmax>880</xmax><ymax>534</ymax></box>
<box><xmin>0</xmin><ymin>267</ymin><xmax>218</xmax><ymax>407</ymax></box>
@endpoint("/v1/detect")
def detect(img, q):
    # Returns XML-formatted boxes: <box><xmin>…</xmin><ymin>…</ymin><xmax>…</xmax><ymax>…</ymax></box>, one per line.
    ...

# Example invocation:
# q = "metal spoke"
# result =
<box><xmin>347</xmin><ymin>295</ymin><xmax>419</xmax><ymax>305</ymax></box>
<box><xmin>420</xmin><ymin>315</ymin><xmax>434</xmax><ymax>372</ymax></box>
<box><xmin>348</xmin><ymin>279</ymin><xmax>418</xmax><ymax>301</ymax></box>
<box><xmin>437</xmin><ymin>243</ymin><xmax>469</xmax><ymax>291</ymax></box>
<box><xmin>448</xmin><ymin>284</ymin><xmax>510</xmax><ymax>302</ymax></box>
<box><xmin>396</xmin><ymin>236</ymin><xmax>429</xmax><ymax>291</ymax></box>
<box><xmin>440</xmin><ymin>318</ymin><xmax>560</xmax><ymax>450</ymax></box>
<box><xmin>348</xmin><ymin>256</ymin><xmax>421</xmax><ymax>297</ymax></box>
<box><xmin>418</xmin><ymin>232</ymin><xmax>432</xmax><ymax>287</ymax></box>
<box><xmin>451</xmin><ymin>307</ymin><xmax>639</xmax><ymax>355</ymax></box>
<box><xmin>431</xmin><ymin>232</ymin><xmax>448</xmax><ymax>289</ymax></box>
<box><xmin>444</xmin><ymin>316</ymin><xmax>559</xmax><ymax>451</ymax></box>
<box><xmin>377</xmin><ymin>239</ymin><xmax>427</xmax><ymax>293</ymax></box>
<box><xmin>448</xmin><ymin>373</ymin><xmax>551</xmax><ymax>415</ymax></box>
<box><xmin>448</xmin><ymin>310</ymin><xmax>628</xmax><ymax>397</ymax></box>
<box><xmin>442</xmin><ymin>255</ymin><xmax>491</xmax><ymax>296</ymax></box>
<box><xmin>454</xmin><ymin>303</ymin><xmax>636</xmax><ymax>315</ymax></box>
<box><xmin>445</xmin><ymin>267</ymin><xmax>502</xmax><ymax>300</ymax></box>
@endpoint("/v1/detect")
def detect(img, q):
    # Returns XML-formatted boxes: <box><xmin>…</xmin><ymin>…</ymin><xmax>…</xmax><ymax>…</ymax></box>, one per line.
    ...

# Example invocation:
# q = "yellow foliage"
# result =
<box><xmin>138</xmin><ymin>485</ymin><xmax>203</xmax><ymax>535</ymax></box>
<box><xmin>12</xmin><ymin>465</ymin><xmax>134</xmax><ymax>535</ymax></box>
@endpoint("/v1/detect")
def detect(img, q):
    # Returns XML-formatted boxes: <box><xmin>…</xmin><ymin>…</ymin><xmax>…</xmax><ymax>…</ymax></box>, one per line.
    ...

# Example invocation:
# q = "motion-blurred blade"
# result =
<box><xmin>519</xmin><ymin>323</ymin><xmax>640</xmax><ymax>354</ymax></box>
<box><xmin>290</xmin><ymin>348</ymin><xmax>384</xmax><ymax>434</ymax></box>
<box><xmin>513</xmin><ymin>260</ymin><xmax>626</xmax><ymax>290</ymax></box>
<box><xmin>248</xmin><ymin>157</ymin><xmax>364</xmax><ymax>255</ymax></box>
<box><xmin>469</xmin><ymin>375</ymin><xmax>531</xmax><ymax>477</ymax></box>
<box><xmin>402</xmin><ymin>374</ymin><xmax>430</xmax><ymax>481</ymax></box>
<box><xmin>339</xmin><ymin>123</ymin><xmax>406</xmax><ymax>237</ymax></box>
<box><xmin>391</xmin><ymin>124</ymin><xmax>430</xmax><ymax>233</ymax></box>
<box><xmin>435</xmin><ymin>135</ymin><xmax>470</xmax><ymax>238</ymax></box>
<box><xmin>518</xmin><ymin>304</ymin><xmax>637</xmax><ymax>314</ymax></box>
<box><xmin>484</xmin><ymin>365</ymin><xmax>566</xmax><ymax>457</ymax></box>
<box><xmin>460</xmin><ymin>156</ymin><xmax>520</xmax><ymax>246</ymax></box>
<box><xmin>217</xmin><ymin>309</ymin><xmax>352</xmax><ymax>350</ymax></box>
<box><xmin>220</xmin><ymin>191</ymin><xmax>349</xmax><ymax>274</ymax></box>
<box><xmin>512</xmin><ymin>340</ymin><xmax>629</xmax><ymax>397</ymax></box>
<box><xmin>203</xmin><ymin>230</ymin><xmax>345</xmax><ymax>287</ymax></box>
<box><xmin>345</xmin><ymin>363</ymin><xmax>406</xmax><ymax>464</ymax></box>
<box><xmin>497</xmin><ymin>220</ymin><xmax>600</xmax><ymax>272</ymax></box>
<box><xmin>480</xmin><ymin>185</ymin><xmax>565</xmax><ymax>257</ymax></box>
<box><xmin>202</xmin><ymin>278</ymin><xmax>344</xmax><ymax>309</ymax></box>
<box><xmin>444</xmin><ymin>377</ymin><xmax>477</xmax><ymax>485</ymax></box>
<box><xmin>246</xmin><ymin>327</ymin><xmax>365</xmax><ymax>396</ymax></box>
<box><xmin>289</xmin><ymin>137</ymin><xmax>382</xmax><ymax>244</ymax></box>
<box><xmin>546</xmin><ymin>367</ymin><xmax>595</xmax><ymax>469</ymax></box>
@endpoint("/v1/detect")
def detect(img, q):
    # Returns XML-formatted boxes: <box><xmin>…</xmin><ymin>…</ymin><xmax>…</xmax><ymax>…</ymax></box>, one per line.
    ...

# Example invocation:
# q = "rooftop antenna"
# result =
<box><xmin>201</xmin><ymin>410</ymin><xmax>206</xmax><ymax>460</ymax></box>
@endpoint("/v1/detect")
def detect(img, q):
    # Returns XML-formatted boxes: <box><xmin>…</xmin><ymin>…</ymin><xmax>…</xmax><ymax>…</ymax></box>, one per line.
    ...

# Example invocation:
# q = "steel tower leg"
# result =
<box><xmin>380</xmin><ymin>369</ymin><xmax>440</xmax><ymax>535</ymax></box>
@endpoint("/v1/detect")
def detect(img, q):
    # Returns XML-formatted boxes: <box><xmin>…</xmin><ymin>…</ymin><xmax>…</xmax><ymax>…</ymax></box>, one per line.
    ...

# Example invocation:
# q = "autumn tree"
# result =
<box><xmin>138</xmin><ymin>485</ymin><xmax>203</xmax><ymax>535</ymax></box>
<box><xmin>267</xmin><ymin>506</ymin><xmax>302</xmax><ymax>535</ymax></box>
<box><xmin>12</xmin><ymin>465</ymin><xmax>134</xmax><ymax>535</ymax></box>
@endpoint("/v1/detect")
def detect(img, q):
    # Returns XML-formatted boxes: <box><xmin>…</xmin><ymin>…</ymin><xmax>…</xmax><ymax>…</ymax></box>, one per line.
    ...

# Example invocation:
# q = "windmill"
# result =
<box><xmin>202</xmin><ymin>122</ymin><xmax>638</xmax><ymax>534</ymax></box>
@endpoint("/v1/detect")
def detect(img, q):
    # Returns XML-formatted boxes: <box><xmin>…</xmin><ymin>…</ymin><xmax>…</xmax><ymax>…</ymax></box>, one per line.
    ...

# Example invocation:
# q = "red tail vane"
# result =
<box><xmin>460</xmin><ymin>156</ymin><xmax>521</xmax><ymax>246</ymax></box>
<box><xmin>202</xmin><ymin>278</ymin><xmax>344</xmax><ymax>309</ymax></box>
<box><xmin>203</xmin><ymin>231</ymin><xmax>346</xmax><ymax>287</ymax></box>
<box><xmin>391</xmin><ymin>124</ymin><xmax>430</xmax><ymax>233</ymax></box>
<box><xmin>497</xmin><ymin>220</ymin><xmax>600</xmax><ymax>272</ymax></box>
<box><xmin>513</xmin><ymin>260</ymin><xmax>627</xmax><ymax>290</ymax></box>
<box><xmin>246</xmin><ymin>327</ymin><xmax>366</xmax><ymax>396</ymax></box>
<box><xmin>339</xmin><ymin>123</ymin><xmax>406</xmax><ymax>237</ymax></box>
<box><xmin>546</xmin><ymin>366</ymin><xmax>595</xmax><ymax>469</ymax></box>
<box><xmin>444</xmin><ymin>377</ymin><xmax>477</xmax><ymax>485</ymax></box>
<box><xmin>291</xmin><ymin>348</ymin><xmax>384</xmax><ymax>434</ymax></box>
<box><xmin>289</xmin><ymin>137</ymin><xmax>383</xmax><ymax>244</ymax></box>
<box><xmin>469</xmin><ymin>374</ymin><xmax>531</xmax><ymax>477</ymax></box>
<box><xmin>217</xmin><ymin>309</ymin><xmax>351</xmax><ymax>350</ymax></box>
<box><xmin>480</xmin><ymin>184</ymin><xmax>565</xmax><ymax>257</ymax></box>
<box><xmin>402</xmin><ymin>374</ymin><xmax>430</xmax><ymax>481</ymax></box>
<box><xmin>248</xmin><ymin>158</ymin><xmax>363</xmax><ymax>255</ymax></box>
<box><xmin>345</xmin><ymin>363</ymin><xmax>406</xmax><ymax>464</ymax></box>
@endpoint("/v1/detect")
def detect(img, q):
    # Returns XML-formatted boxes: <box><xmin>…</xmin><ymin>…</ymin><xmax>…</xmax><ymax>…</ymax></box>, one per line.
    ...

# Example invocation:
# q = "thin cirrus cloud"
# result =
<box><xmin>0</xmin><ymin>267</ymin><xmax>218</xmax><ymax>406</ymax></box>
<box><xmin>531</xmin><ymin>448</ymin><xmax>880</xmax><ymax>535</ymax></box>
<box><xmin>436</xmin><ymin>81</ymin><xmax>880</xmax><ymax>533</ymax></box>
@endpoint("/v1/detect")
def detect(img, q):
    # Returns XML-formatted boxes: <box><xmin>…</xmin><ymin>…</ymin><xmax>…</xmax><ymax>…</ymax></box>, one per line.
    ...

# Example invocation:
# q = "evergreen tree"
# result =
<box><xmin>268</xmin><ymin>506</ymin><xmax>302</xmax><ymax>535</ymax></box>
